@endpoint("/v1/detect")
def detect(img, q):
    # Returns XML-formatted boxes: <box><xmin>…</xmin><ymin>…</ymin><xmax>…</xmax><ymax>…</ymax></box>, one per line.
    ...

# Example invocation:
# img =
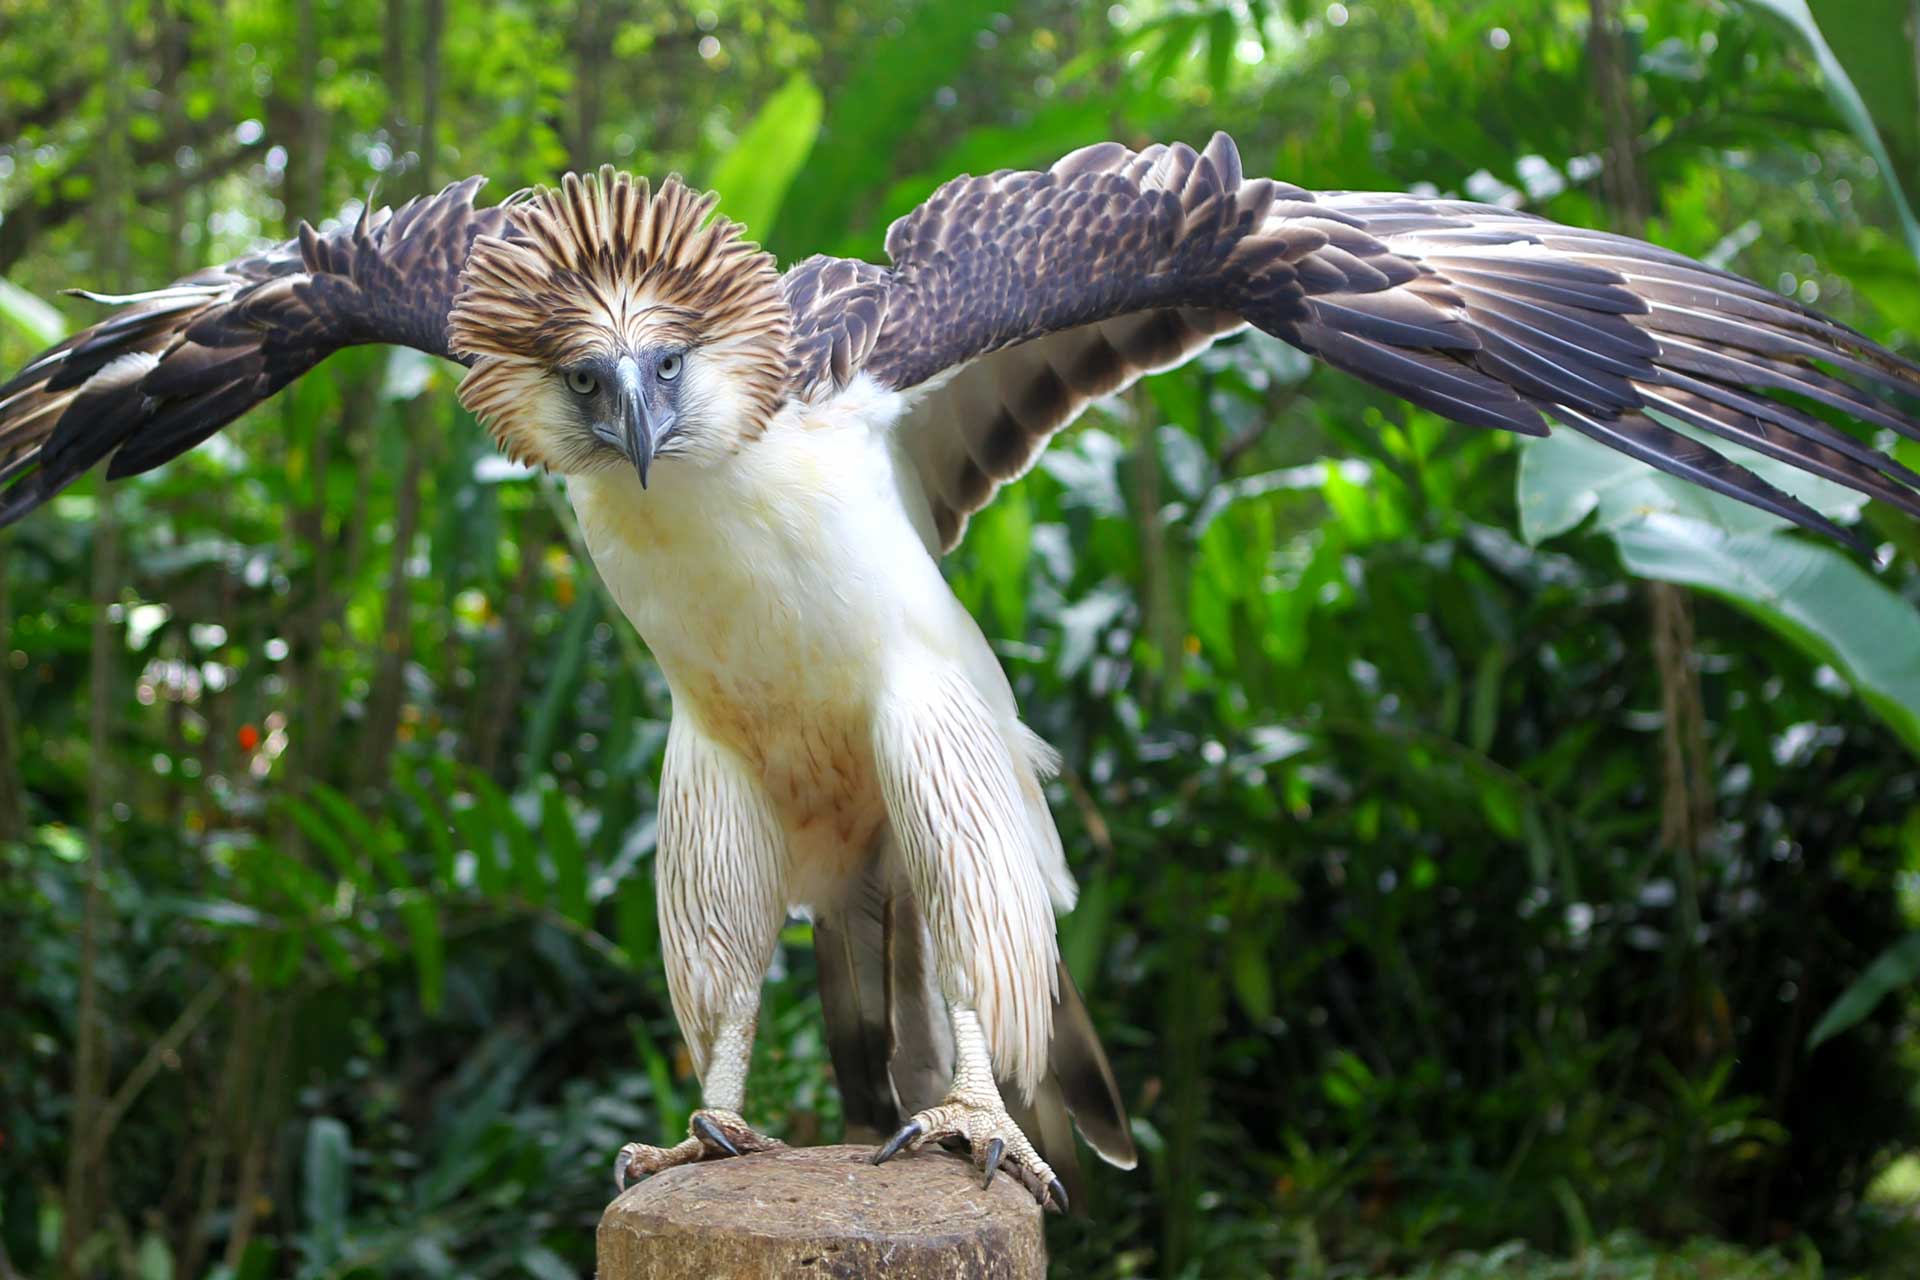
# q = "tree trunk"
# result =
<box><xmin>465</xmin><ymin>515</ymin><xmax>553</xmax><ymax>779</ymax></box>
<box><xmin>1589</xmin><ymin>0</ymin><xmax>1713</xmax><ymax>865</ymax></box>
<box><xmin>0</xmin><ymin>540</ymin><xmax>23</xmax><ymax>842</ymax></box>
<box><xmin>598</xmin><ymin>1146</ymin><xmax>1046</xmax><ymax>1279</ymax></box>
<box><xmin>59</xmin><ymin>2</ymin><xmax>130</xmax><ymax>1270</ymax></box>
<box><xmin>355</xmin><ymin>0</ymin><xmax>445</xmax><ymax>795</ymax></box>
<box><xmin>355</xmin><ymin>437</ymin><xmax>428</xmax><ymax>793</ymax></box>
<box><xmin>571</xmin><ymin>0</ymin><xmax>610</xmax><ymax>167</ymax></box>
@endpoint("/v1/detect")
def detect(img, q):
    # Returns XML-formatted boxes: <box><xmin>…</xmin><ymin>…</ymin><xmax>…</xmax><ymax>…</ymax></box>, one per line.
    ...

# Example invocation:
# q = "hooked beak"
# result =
<box><xmin>613</xmin><ymin>355</ymin><xmax>665</xmax><ymax>488</ymax></box>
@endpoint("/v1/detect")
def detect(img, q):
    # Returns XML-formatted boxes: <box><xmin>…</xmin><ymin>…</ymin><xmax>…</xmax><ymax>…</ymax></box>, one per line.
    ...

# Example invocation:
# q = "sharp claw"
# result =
<box><xmin>872</xmin><ymin>1120</ymin><xmax>924</xmax><ymax>1165</ymax></box>
<box><xmin>1046</xmin><ymin>1176</ymin><xmax>1069</xmax><ymax>1215</ymax></box>
<box><xmin>692</xmin><ymin>1113</ymin><xmax>741</xmax><ymax>1158</ymax></box>
<box><xmin>614</xmin><ymin>1143</ymin><xmax>641</xmax><ymax>1191</ymax></box>
<box><xmin>981</xmin><ymin>1137</ymin><xmax>1005</xmax><ymax>1189</ymax></box>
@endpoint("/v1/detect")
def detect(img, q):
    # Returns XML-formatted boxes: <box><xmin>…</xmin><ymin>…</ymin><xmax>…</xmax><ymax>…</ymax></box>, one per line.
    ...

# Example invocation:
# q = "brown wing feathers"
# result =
<box><xmin>0</xmin><ymin>177</ymin><xmax>507</xmax><ymax>524</ymax></box>
<box><xmin>845</xmin><ymin>133</ymin><xmax>1920</xmax><ymax>553</ymax></box>
<box><xmin>8</xmin><ymin>133</ymin><xmax>1916</xmax><ymax>552</ymax></box>
<box><xmin>1362</xmin><ymin>208</ymin><xmax>1920</xmax><ymax>540</ymax></box>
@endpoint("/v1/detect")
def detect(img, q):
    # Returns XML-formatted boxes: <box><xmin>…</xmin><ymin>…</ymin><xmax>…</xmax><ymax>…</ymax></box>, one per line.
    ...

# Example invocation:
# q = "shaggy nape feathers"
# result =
<box><xmin>448</xmin><ymin>166</ymin><xmax>791</xmax><ymax>465</ymax></box>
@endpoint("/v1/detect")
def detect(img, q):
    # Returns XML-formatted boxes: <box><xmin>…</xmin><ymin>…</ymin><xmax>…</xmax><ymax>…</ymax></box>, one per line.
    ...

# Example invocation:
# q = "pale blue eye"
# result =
<box><xmin>658</xmin><ymin>354</ymin><xmax>683</xmax><ymax>382</ymax></box>
<box><xmin>565</xmin><ymin>370</ymin><xmax>597</xmax><ymax>394</ymax></box>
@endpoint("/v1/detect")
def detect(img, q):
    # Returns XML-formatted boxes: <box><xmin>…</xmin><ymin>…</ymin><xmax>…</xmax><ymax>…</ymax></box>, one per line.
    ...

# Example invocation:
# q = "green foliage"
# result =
<box><xmin>1520</xmin><ymin>430</ymin><xmax>1920</xmax><ymax>753</ymax></box>
<box><xmin>5</xmin><ymin>3</ymin><xmax>1920</xmax><ymax>1280</ymax></box>
<box><xmin>0</xmin><ymin>278</ymin><xmax>63</xmax><ymax>346</ymax></box>
<box><xmin>1398</xmin><ymin>1230</ymin><xmax>1818</xmax><ymax>1279</ymax></box>
<box><xmin>1808</xmin><ymin>930</ymin><xmax>1920</xmax><ymax>1049</ymax></box>
<box><xmin>1751</xmin><ymin>0</ymin><xmax>1920</xmax><ymax>256</ymax></box>
<box><xmin>704</xmin><ymin>74</ymin><xmax>823</xmax><ymax>237</ymax></box>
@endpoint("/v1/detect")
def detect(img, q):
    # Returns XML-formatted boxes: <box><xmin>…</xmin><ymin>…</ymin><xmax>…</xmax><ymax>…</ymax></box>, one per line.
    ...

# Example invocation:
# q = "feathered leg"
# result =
<box><xmin>615</xmin><ymin>717</ymin><xmax>788</xmax><ymax>1188</ymax></box>
<box><xmin>867</xmin><ymin>665</ymin><xmax>1070</xmax><ymax>1209</ymax></box>
<box><xmin>872</xmin><ymin>1004</ymin><xmax>1070</xmax><ymax>1211</ymax></box>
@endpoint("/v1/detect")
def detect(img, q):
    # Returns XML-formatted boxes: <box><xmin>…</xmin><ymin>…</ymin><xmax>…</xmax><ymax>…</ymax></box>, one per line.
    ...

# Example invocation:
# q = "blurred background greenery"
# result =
<box><xmin>5</xmin><ymin>0</ymin><xmax>1920</xmax><ymax>1276</ymax></box>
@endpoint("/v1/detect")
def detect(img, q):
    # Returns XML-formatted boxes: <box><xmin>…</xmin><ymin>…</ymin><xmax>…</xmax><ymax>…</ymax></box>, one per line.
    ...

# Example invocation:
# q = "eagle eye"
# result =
<box><xmin>658</xmin><ymin>353</ymin><xmax>683</xmax><ymax>382</ymax></box>
<box><xmin>564</xmin><ymin>369</ymin><xmax>598</xmax><ymax>395</ymax></box>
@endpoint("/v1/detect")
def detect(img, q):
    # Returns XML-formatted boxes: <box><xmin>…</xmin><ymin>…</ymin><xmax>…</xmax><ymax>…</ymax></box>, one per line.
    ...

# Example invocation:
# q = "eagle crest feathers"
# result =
<box><xmin>450</xmin><ymin>167</ymin><xmax>791</xmax><ymax>466</ymax></box>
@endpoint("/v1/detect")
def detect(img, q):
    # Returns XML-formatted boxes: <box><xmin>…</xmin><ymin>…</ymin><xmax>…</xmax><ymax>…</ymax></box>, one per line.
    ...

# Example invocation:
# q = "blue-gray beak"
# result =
<box><xmin>614</xmin><ymin>355</ymin><xmax>656</xmax><ymax>488</ymax></box>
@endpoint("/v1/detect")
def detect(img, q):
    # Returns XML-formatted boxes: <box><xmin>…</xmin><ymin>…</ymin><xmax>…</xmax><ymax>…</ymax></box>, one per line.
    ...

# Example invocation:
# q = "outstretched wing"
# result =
<box><xmin>0</xmin><ymin>176</ymin><xmax>509</xmax><ymax>524</ymax></box>
<box><xmin>785</xmin><ymin>133</ymin><xmax>1920</xmax><ymax>553</ymax></box>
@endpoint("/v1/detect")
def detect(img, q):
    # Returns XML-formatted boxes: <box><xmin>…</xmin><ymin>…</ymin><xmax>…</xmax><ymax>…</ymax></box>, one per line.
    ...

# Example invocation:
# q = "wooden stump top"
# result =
<box><xmin>596</xmin><ymin>1144</ymin><xmax>1047</xmax><ymax>1280</ymax></box>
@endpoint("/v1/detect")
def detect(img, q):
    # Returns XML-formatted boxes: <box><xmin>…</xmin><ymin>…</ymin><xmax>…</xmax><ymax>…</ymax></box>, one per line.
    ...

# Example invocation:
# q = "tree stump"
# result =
<box><xmin>596</xmin><ymin>1144</ymin><xmax>1047</xmax><ymax>1279</ymax></box>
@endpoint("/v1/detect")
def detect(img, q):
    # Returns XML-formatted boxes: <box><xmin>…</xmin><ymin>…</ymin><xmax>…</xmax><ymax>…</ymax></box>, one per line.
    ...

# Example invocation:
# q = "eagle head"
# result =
<box><xmin>448</xmin><ymin>166</ymin><xmax>790</xmax><ymax>481</ymax></box>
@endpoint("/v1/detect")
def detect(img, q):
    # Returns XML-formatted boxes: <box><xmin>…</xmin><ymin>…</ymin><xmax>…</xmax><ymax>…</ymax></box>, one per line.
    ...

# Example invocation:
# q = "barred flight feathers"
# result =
<box><xmin>791</xmin><ymin>132</ymin><xmax>1920</xmax><ymax>553</ymax></box>
<box><xmin>0</xmin><ymin>177</ymin><xmax>509</xmax><ymax>525</ymax></box>
<box><xmin>10</xmin><ymin>134</ymin><xmax>1917</xmax><ymax>554</ymax></box>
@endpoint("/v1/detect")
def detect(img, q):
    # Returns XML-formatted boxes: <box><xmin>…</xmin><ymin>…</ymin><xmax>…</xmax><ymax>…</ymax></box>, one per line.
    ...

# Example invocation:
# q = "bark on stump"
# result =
<box><xmin>596</xmin><ymin>1143</ymin><xmax>1046</xmax><ymax>1279</ymax></box>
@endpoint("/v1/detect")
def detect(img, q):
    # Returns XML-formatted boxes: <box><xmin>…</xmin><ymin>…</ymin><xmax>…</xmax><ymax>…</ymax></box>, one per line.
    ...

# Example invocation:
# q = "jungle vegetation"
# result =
<box><xmin>4</xmin><ymin>1</ymin><xmax>1920</xmax><ymax>1276</ymax></box>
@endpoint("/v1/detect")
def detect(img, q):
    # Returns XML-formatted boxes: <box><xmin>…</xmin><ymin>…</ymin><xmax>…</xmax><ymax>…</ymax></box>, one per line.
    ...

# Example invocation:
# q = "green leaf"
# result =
<box><xmin>394</xmin><ymin>770</ymin><xmax>459</xmax><ymax>890</ymax></box>
<box><xmin>1808</xmin><ymin>0</ymin><xmax>1920</xmax><ymax>176</ymax></box>
<box><xmin>706</xmin><ymin>75</ymin><xmax>824</xmax><ymax>241</ymax></box>
<box><xmin>1468</xmin><ymin>644</ymin><xmax>1507</xmax><ymax>754</ymax></box>
<box><xmin>305</xmin><ymin>782</ymin><xmax>409</xmax><ymax>891</ymax></box>
<box><xmin>1809</xmin><ymin>931</ymin><xmax>1920</xmax><ymax>1048</ymax></box>
<box><xmin>523</xmin><ymin>593</ymin><xmax>600</xmax><ymax>773</ymax></box>
<box><xmin>1517</xmin><ymin>423</ymin><xmax>1862</xmax><ymax>545</ymax></box>
<box><xmin>542</xmin><ymin>785</ymin><xmax>591</xmax><ymax>925</ymax></box>
<box><xmin>869</xmin><ymin>95</ymin><xmax>1117</xmax><ymax>231</ymax></box>
<box><xmin>0</xmin><ymin>278</ymin><xmax>65</xmax><ymax>345</ymax></box>
<box><xmin>963</xmin><ymin>485</ymin><xmax>1032</xmax><ymax>636</ymax></box>
<box><xmin>1206</xmin><ymin>10</ymin><xmax>1236</xmax><ymax>93</ymax></box>
<box><xmin>1517</xmin><ymin>422</ymin><xmax>1920</xmax><ymax>750</ymax></box>
<box><xmin>399</xmin><ymin>899</ymin><xmax>445</xmax><ymax>1014</ymax></box>
<box><xmin>1058</xmin><ymin>874</ymin><xmax>1110</xmax><ymax>990</ymax></box>
<box><xmin>467</xmin><ymin>768</ymin><xmax>544</xmax><ymax>901</ymax></box>
<box><xmin>1478</xmin><ymin>779</ymin><xmax>1524</xmax><ymax>841</ymax></box>
<box><xmin>1612</xmin><ymin>514</ymin><xmax>1920</xmax><ymax>755</ymax></box>
<box><xmin>611</xmin><ymin>834</ymin><xmax>658</xmax><ymax>970</ymax></box>
<box><xmin>630</xmin><ymin>1018</ymin><xmax>688</xmax><ymax>1138</ymax></box>
<box><xmin>134</xmin><ymin>1232</ymin><xmax>173</xmax><ymax>1280</ymax></box>
<box><xmin>380</xmin><ymin>347</ymin><xmax>441</xmax><ymax>402</ymax></box>
<box><xmin>771</xmin><ymin>0</ymin><xmax>1003</xmax><ymax>259</ymax></box>
<box><xmin>516</xmin><ymin>1246</ymin><xmax>579</xmax><ymax>1280</ymax></box>
<box><xmin>428</xmin><ymin>757</ymin><xmax>504</xmax><ymax>895</ymax></box>
<box><xmin>282</xmin><ymin>795</ymin><xmax>373</xmax><ymax>894</ymax></box>
<box><xmin>300</xmin><ymin>1117</ymin><xmax>351</xmax><ymax>1265</ymax></box>
<box><xmin>1229</xmin><ymin>930</ymin><xmax>1274</xmax><ymax>1022</ymax></box>
<box><xmin>1748</xmin><ymin>0</ymin><xmax>1920</xmax><ymax>257</ymax></box>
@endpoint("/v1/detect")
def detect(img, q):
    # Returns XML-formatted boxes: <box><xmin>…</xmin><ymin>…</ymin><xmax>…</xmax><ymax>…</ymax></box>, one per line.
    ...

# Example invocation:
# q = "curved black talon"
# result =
<box><xmin>981</xmin><ymin>1137</ymin><xmax>1006</xmax><ymax>1189</ymax></box>
<box><xmin>1045</xmin><ymin>1177</ymin><xmax>1069</xmax><ymax>1215</ymax></box>
<box><xmin>872</xmin><ymin>1120</ymin><xmax>925</xmax><ymax>1165</ymax></box>
<box><xmin>692</xmin><ymin>1113</ymin><xmax>741</xmax><ymax>1157</ymax></box>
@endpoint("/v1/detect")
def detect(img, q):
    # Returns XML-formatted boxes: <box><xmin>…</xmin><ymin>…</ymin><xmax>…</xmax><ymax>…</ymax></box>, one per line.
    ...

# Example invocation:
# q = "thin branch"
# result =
<box><xmin>82</xmin><ymin>977</ymin><xmax>230</xmax><ymax>1167</ymax></box>
<box><xmin>0</xmin><ymin>132</ymin><xmax>267</xmax><ymax>274</ymax></box>
<box><xmin>0</xmin><ymin>536</ymin><xmax>23</xmax><ymax>841</ymax></box>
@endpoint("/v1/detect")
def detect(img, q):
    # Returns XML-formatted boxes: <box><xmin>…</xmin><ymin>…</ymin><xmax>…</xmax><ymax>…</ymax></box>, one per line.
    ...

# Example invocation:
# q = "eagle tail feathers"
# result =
<box><xmin>812</xmin><ymin>882</ymin><xmax>905</xmax><ymax>1142</ymax></box>
<box><xmin>1047</xmin><ymin>958</ymin><xmax>1137</xmax><ymax>1172</ymax></box>
<box><xmin>814</xmin><ymin>854</ymin><xmax>1134</xmax><ymax>1210</ymax></box>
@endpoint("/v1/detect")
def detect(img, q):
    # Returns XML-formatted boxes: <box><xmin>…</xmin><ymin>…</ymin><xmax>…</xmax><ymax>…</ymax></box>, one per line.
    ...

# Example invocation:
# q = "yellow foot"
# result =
<box><xmin>613</xmin><ymin>1109</ymin><xmax>782</xmax><ymax>1189</ymax></box>
<box><xmin>869</xmin><ymin>1093</ymin><xmax>1067</xmax><ymax>1212</ymax></box>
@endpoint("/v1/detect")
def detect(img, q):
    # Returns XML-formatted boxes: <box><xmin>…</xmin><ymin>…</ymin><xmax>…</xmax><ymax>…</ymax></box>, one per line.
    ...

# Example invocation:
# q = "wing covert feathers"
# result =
<box><xmin>804</xmin><ymin>132</ymin><xmax>1920</xmax><ymax>553</ymax></box>
<box><xmin>0</xmin><ymin>177</ymin><xmax>508</xmax><ymax>524</ymax></box>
